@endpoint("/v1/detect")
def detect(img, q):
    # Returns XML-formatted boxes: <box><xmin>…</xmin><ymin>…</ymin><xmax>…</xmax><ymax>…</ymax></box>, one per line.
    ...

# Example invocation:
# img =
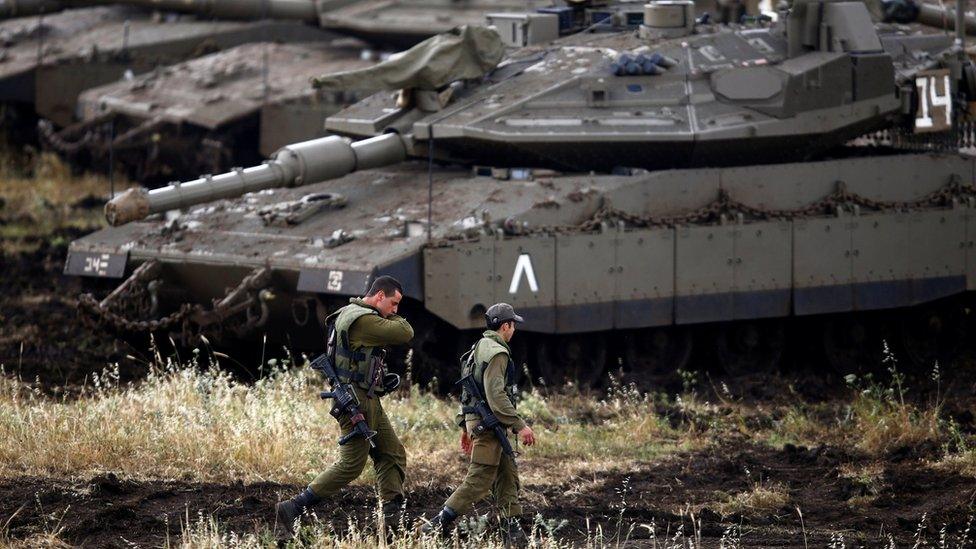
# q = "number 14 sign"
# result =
<box><xmin>915</xmin><ymin>69</ymin><xmax>953</xmax><ymax>133</ymax></box>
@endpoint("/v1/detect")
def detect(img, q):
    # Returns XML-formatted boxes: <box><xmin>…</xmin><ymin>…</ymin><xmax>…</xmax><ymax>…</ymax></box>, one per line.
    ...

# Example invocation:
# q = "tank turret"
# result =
<box><xmin>325</xmin><ymin>0</ymin><xmax>965</xmax><ymax>170</ymax></box>
<box><xmin>105</xmin><ymin>1</ymin><xmax>973</xmax><ymax>224</ymax></box>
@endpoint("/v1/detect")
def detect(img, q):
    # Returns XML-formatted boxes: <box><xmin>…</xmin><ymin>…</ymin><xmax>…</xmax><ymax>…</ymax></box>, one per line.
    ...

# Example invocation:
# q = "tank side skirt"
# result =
<box><xmin>421</xmin><ymin>203</ymin><xmax>974</xmax><ymax>334</ymax></box>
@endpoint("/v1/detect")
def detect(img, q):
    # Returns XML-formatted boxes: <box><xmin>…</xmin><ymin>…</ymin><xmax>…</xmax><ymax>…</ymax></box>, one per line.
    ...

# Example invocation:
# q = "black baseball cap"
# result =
<box><xmin>485</xmin><ymin>303</ymin><xmax>524</xmax><ymax>326</ymax></box>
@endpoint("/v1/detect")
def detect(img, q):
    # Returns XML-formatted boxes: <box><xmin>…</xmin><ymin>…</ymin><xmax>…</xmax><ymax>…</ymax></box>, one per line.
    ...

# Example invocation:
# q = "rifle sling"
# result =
<box><xmin>335</xmin><ymin>367</ymin><xmax>365</xmax><ymax>383</ymax></box>
<box><xmin>336</xmin><ymin>346</ymin><xmax>366</xmax><ymax>362</ymax></box>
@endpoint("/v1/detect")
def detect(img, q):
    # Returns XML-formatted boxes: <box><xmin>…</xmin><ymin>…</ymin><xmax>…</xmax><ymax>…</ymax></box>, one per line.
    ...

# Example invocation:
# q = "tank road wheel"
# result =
<box><xmin>618</xmin><ymin>327</ymin><xmax>693</xmax><ymax>386</ymax></box>
<box><xmin>562</xmin><ymin>334</ymin><xmax>608</xmax><ymax>389</ymax></box>
<box><xmin>893</xmin><ymin>302</ymin><xmax>965</xmax><ymax>372</ymax></box>
<box><xmin>714</xmin><ymin>320</ymin><xmax>785</xmax><ymax>376</ymax></box>
<box><xmin>965</xmin><ymin>294</ymin><xmax>976</xmax><ymax>355</ymax></box>
<box><xmin>821</xmin><ymin>315</ymin><xmax>884</xmax><ymax>375</ymax></box>
<box><xmin>535</xmin><ymin>335</ymin><xmax>607</xmax><ymax>389</ymax></box>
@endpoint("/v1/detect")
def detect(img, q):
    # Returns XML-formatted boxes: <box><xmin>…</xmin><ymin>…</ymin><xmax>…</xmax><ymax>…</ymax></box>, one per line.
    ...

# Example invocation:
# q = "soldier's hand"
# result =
<box><xmin>518</xmin><ymin>426</ymin><xmax>535</xmax><ymax>447</ymax></box>
<box><xmin>460</xmin><ymin>430</ymin><xmax>472</xmax><ymax>455</ymax></box>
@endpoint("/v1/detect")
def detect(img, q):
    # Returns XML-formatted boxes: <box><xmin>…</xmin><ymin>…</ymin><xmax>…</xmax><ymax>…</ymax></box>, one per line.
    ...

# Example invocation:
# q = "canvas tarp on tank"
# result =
<box><xmin>311</xmin><ymin>25</ymin><xmax>505</xmax><ymax>91</ymax></box>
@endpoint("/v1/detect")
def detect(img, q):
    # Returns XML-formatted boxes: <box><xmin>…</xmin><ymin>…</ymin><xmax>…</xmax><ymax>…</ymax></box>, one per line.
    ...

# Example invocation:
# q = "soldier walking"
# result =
<box><xmin>424</xmin><ymin>303</ymin><xmax>536</xmax><ymax>543</ymax></box>
<box><xmin>275</xmin><ymin>275</ymin><xmax>414</xmax><ymax>537</ymax></box>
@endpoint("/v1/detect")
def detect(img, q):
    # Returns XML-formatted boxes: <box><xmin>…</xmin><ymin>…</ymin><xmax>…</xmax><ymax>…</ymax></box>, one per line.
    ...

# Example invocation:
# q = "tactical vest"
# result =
<box><xmin>327</xmin><ymin>303</ymin><xmax>385</xmax><ymax>394</ymax></box>
<box><xmin>460</xmin><ymin>334</ymin><xmax>518</xmax><ymax>412</ymax></box>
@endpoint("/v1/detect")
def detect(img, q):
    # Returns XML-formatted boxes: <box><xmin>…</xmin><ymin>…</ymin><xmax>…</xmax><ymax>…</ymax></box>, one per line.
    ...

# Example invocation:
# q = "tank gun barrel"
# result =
<box><xmin>882</xmin><ymin>0</ymin><xmax>976</xmax><ymax>33</ymax></box>
<box><xmin>0</xmin><ymin>0</ymin><xmax>320</xmax><ymax>21</ymax></box>
<box><xmin>916</xmin><ymin>2</ymin><xmax>976</xmax><ymax>33</ymax></box>
<box><xmin>114</xmin><ymin>0</ymin><xmax>319</xmax><ymax>22</ymax></box>
<box><xmin>105</xmin><ymin>133</ymin><xmax>407</xmax><ymax>226</ymax></box>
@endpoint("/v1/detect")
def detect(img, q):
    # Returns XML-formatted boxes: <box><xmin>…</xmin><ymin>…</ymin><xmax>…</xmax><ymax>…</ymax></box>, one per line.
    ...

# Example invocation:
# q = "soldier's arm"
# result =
<box><xmin>348</xmin><ymin>313</ymin><xmax>414</xmax><ymax>347</ymax></box>
<box><xmin>484</xmin><ymin>354</ymin><xmax>527</xmax><ymax>432</ymax></box>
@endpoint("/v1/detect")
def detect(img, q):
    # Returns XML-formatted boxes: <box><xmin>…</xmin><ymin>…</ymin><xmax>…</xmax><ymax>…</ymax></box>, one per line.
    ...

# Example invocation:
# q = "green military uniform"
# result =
<box><xmin>444</xmin><ymin>330</ymin><xmax>526</xmax><ymax>518</ymax></box>
<box><xmin>308</xmin><ymin>297</ymin><xmax>414</xmax><ymax>502</ymax></box>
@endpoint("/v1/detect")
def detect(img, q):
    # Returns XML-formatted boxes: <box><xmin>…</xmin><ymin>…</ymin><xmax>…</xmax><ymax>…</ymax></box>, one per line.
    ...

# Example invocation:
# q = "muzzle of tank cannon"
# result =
<box><xmin>0</xmin><ymin>0</ymin><xmax>319</xmax><ymax>21</ymax></box>
<box><xmin>104</xmin><ymin>133</ymin><xmax>408</xmax><ymax>226</ymax></box>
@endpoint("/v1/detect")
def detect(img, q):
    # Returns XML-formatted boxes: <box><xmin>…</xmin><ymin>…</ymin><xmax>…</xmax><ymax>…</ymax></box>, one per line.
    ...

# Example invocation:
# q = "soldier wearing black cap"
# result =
<box><xmin>423</xmin><ymin>303</ymin><xmax>536</xmax><ymax>542</ymax></box>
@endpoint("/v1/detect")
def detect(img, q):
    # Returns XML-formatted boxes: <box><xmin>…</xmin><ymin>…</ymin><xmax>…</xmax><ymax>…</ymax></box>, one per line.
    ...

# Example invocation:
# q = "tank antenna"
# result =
<box><xmin>427</xmin><ymin>136</ymin><xmax>435</xmax><ymax>241</ymax></box>
<box><xmin>108</xmin><ymin>119</ymin><xmax>115</xmax><ymax>199</ymax></box>
<box><xmin>35</xmin><ymin>11</ymin><xmax>44</xmax><ymax>65</ymax></box>
<box><xmin>958</xmin><ymin>0</ymin><xmax>967</xmax><ymax>53</ymax></box>
<box><xmin>262</xmin><ymin>0</ymin><xmax>270</xmax><ymax>102</ymax></box>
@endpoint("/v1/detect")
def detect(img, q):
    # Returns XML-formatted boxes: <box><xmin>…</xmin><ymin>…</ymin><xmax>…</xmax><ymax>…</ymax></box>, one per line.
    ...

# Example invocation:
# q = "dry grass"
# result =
<box><xmin>0</xmin><ymin>147</ymin><xmax>118</xmax><ymax>252</ymax></box>
<box><xmin>0</xmin><ymin>345</ymin><xmax>969</xmax><ymax>485</ymax></box>
<box><xmin>767</xmin><ymin>391</ymin><xmax>944</xmax><ymax>456</ymax></box>
<box><xmin>848</xmin><ymin>392</ymin><xmax>943</xmax><ymax>456</ymax></box>
<box><xmin>0</xmin><ymin>352</ymin><xmax>692</xmax><ymax>488</ymax></box>
<box><xmin>173</xmin><ymin>511</ymin><xmax>577</xmax><ymax>549</ymax></box>
<box><xmin>838</xmin><ymin>462</ymin><xmax>887</xmax><ymax>507</ymax></box>
<box><xmin>758</xmin><ymin>348</ymin><xmax>949</xmax><ymax>458</ymax></box>
<box><xmin>1</xmin><ymin>341</ymin><xmax>974</xmax><ymax>547</ymax></box>
<box><xmin>712</xmin><ymin>482</ymin><xmax>790</xmax><ymax>518</ymax></box>
<box><xmin>939</xmin><ymin>450</ymin><xmax>976</xmax><ymax>477</ymax></box>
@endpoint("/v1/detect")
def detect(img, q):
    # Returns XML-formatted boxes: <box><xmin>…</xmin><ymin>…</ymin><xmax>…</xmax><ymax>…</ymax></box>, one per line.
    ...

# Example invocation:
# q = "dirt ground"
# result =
<box><xmin>0</xmin><ymin>441</ymin><xmax>973</xmax><ymax>547</ymax></box>
<box><xmin>0</xmin><ymin>238</ymin><xmax>132</xmax><ymax>393</ymax></box>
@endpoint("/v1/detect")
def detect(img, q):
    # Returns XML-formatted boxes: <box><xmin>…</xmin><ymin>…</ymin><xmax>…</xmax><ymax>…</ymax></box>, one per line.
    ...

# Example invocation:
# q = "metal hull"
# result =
<box><xmin>67</xmin><ymin>152</ymin><xmax>976</xmax><ymax>336</ymax></box>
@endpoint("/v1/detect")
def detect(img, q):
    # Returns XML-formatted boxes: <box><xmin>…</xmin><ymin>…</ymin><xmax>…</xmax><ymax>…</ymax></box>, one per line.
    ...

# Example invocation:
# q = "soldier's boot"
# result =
<box><xmin>274</xmin><ymin>487</ymin><xmax>321</xmax><ymax>539</ymax></box>
<box><xmin>381</xmin><ymin>495</ymin><xmax>407</xmax><ymax>535</ymax></box>
<box><xmin>421</xmin><ymin>506</ymin><xmax>458</xmax><ymax>536</ymax></box>
<box><xmin>500</xmin><ymin>516</ymin><xmax>528</xmax><ymax>548</ymax></box>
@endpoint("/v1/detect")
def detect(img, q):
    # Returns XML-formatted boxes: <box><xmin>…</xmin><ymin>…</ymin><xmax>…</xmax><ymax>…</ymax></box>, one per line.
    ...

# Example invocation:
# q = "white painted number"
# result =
<box><xmin>915</xmin><ymin>71</ymin><xmax>952</xmax><ymax>133</ymax></box>
<box><xmin>83</xmin><ymin>254</ymin><xmax>111</xmax><ymax>276</ymax></box>
<box><xmin>699</xmin><ymin>45</ymin><xmax>725</xmax><ymax>62</ymax></box>
<box><xmin>509</xmin><ymin>254</ymin><xmax>539</xmax><ymax>294</ymax></box>
<box><xmin>327</xmin><ymin>270</ymin><xmax>343</xmax><ymax>292</ymax></box>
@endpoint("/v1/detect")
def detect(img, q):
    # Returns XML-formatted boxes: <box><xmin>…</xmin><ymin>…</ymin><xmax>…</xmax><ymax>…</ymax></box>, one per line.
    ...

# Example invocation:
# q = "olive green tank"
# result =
<box><xmin>28</xmin><ymin>0</ymin><xmax>583</xmax><ymax>184</ymax></box>
<box><xmin>0</xmin><ymin>2</ymin><xmax>331</xmax><ymax>145</ymax></box>
<box><xmin>66</xmin><ymin>0</ymin><xmax>976</xmax><ymax>387</ymax></box>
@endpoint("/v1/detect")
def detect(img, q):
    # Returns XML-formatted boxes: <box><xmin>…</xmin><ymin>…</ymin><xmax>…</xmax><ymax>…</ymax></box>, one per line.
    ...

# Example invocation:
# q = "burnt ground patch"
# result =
<box><xmin>0</xmin><ymin>443</ymin><xmax>973</xmax><ymax>547</ymax></box>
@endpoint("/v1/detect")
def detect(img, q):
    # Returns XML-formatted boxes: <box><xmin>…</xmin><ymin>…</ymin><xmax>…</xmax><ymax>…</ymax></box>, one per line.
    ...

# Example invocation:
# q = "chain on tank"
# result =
<box><xmin>479</xmin><ymin>177</ymin><xmax>976</xmax><ymax>239</ymax></box>
<box><xmin>855</xmin><ymin>121</ymin><xmax>976</xmax><ymax>153</ymax></box>
<box><xmin>78</xmin><ymin>261</ymin><xmax>275</xmax><ymax>343</ymax></box>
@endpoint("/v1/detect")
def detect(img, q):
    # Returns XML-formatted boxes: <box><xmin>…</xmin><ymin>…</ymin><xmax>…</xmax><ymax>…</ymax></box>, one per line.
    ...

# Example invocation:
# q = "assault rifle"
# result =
<box><xmin>310</xmin><ymin>353</ymin><xmax>377</xmax><ymax>448</ymax></box>
<box><xmin>457</xmin><ymin>374</ymin><xmax>516</xmax><ymax>462</ymax></box>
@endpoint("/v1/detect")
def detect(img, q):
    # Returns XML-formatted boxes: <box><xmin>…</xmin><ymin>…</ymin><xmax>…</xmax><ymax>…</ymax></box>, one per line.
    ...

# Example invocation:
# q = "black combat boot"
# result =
<box><xmin>421</xmin><ymin>506</ymin><xmax>458</xmax><ymax>536</ymax></box>
<box><xmin>381</xmin><ymin>494</ymin><xmax>407</xmax><ymax>533</ymax></box>
<box><xmin>500</xmin><ymin>516</ymin><xmax>528</xmax><ymax>548</ymax></box>
<box><xmin>274</xmin><ymin>487</ymin><xmax>321</xmax><ymax>538</ymax></box>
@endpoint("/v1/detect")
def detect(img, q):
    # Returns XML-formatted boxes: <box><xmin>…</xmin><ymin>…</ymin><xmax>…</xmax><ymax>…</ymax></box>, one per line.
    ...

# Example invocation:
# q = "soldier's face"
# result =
<box><xmin>375</xmin><ymin>290</ymin><xmax>402</xmax><ymax>318</ymax></box>
<box><xmin>500</xmin><ymin>321</ymin><xmax>516</xmax><ymax>342</ymax></box>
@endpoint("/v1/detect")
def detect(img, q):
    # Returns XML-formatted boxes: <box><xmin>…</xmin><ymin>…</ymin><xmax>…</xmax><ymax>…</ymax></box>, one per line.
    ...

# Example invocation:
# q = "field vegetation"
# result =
<box><xmin>0</xmin><ymin>342</ymin><xmax>974</xmax><ymax>547</ymax></box>
<box><xmin>0</xmin><ymin>144</ymin><xmax>115</xmax><ymax>254</ymax></box>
